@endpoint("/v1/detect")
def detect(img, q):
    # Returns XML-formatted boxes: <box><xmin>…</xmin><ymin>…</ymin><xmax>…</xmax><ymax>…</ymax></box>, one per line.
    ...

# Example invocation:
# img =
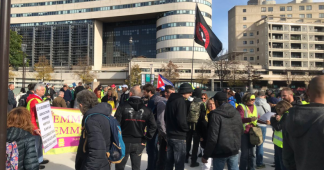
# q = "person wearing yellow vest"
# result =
<box><xmin>236</xmin><ymin>93</ymin><xmax>258</xmax><ymax>170</ymax></box>
<box><xmin>270</xmin><ymin>100</ymin><xmax>292</xmax><ymax>170</ymax></box>
<box><xmin>26</xmin><ymin>83</ymin><xmax>49</xmax><ymax>169</ymax></box>
<box><xmin>101</xmin><ymin>89</ymin><xmax>117</xmax><ymax>108</ymax></box>
<box><xmin>96</xmin><ymin>90</ymin><xmax>102</xmax><ymax>103</ymax></box>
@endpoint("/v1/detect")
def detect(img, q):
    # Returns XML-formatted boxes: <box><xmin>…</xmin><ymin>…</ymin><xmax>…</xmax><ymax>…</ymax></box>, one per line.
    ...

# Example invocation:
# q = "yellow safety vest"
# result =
<box><xmin>273</xmin><ymin>114</ymin><xmax>285</xmax><ymax>148</ymax></box>
<box><xmin>98</xmin><ymin>98</ymin><xmax>101</xmax><ymax>103</ymax></box>
<box><xmin>26</xmin><ymin>98</ymin><xmax>42</xmax><ymax>112</ymax></box>
<box><xmin>101</xmin><ymin>90</ymin><xmax>105</xmax><ymax>99</ymax></box>
<box><xmin>239</xmin><ymin>104</ymin><xmax>258</xmax><ymax>131</ymax></box>
<box><xmin>301</xmin><ymin>101</ymin><xmax>309</xmax><ymax>105</ymax></box>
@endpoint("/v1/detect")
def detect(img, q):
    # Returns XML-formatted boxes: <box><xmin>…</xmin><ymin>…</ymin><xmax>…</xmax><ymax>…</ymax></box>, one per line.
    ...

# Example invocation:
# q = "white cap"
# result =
<box><xmin>122</xmin><ymin>84</ymin><xmax>128</xmax><ymax>88</ymax></box>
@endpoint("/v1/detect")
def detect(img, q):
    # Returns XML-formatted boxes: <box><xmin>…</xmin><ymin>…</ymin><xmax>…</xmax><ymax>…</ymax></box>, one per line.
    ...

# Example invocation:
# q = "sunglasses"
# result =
<box><xmin>250</xmin><ymin>99</ymin><xmax>255</xmax><ymax>101</ymax></box>
<box><xmin>201</xmin><ymin>98</ymin><xmax>206</xmax><ymax>100</ymax></box>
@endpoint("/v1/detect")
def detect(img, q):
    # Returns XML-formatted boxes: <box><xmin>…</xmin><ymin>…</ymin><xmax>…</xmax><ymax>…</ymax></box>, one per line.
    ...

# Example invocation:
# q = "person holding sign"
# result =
<box><xmin>26</xmin><ymin>83</ymin><xmax>49</xmax><ymax>169</ymax></box>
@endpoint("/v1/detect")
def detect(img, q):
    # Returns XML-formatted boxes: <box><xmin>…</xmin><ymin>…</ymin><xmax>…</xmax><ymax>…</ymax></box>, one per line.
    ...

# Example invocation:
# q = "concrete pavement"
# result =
<box><xmin>44</xmin><ymin>126</ymin><xmax>275</xmax><ymax>170</ymax></box>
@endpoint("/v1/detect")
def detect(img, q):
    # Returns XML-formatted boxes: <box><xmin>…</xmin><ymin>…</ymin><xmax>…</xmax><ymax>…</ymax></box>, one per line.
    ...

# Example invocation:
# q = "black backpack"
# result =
<box><xmin>18</xmin><ymin>94</ymin><xmax>28</xmax><ymax>107</ymax></box>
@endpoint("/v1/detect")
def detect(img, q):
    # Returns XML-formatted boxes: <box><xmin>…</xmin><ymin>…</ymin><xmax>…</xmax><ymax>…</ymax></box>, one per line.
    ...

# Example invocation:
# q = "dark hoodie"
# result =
<box><xmin>114</xmin><ymin>97</ymin><xmax>157</xmax><ymax>143</ymax></box>
<box><xmin>283</xmin><ymin>103</ymin><xmax>324</xmax><ymax>170</ymax></box>
<box><xmin>165</xmin><ymin>93</ymin><xmax>189</xmax><ymax>140</ymax></box>
<box><xmin>203</xmin><ymin>103</ymin><xmax>243</xmax><ymax>159</ymax></box>
<box><xmin>7</xmin><ymin>127</ymin><xmax>38</xmax><ymax>170</ymax></box>
<box><xmin>75</xmin><ymin>103</ymin><xmax>112</xmax><ymax>170</ymax></box>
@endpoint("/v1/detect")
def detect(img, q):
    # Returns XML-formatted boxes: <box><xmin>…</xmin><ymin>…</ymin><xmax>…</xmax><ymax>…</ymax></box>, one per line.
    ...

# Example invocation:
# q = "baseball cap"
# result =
<box><xmin>111</xmin><ymin>84</ymin><xmax>116</xmax><ymax>88</ymax></box>
<box><xmin>214</xmin><ymin>92</ymin><xmax>228</xmax><ymax>102</ymax></box>
<box><xmin>226</xmin><ymin>87</ymin><xmax>230</xmax><ymax>90</ymax></box>
<box><xmin>257</xmin><ymin>91</ymin><xmax>266</xmax><ymax>97</ymax></box>
<box><xmin>250</xmin><ymin>95</ymin><xmax>256</xmax><ymax>100</ymax></box>
<box><xmin>69</xmin><ymin>85</ymin><xmax>73</xmax><ymax>88</ymax></box>
<box><xmin>122</xmin><ymin>84</ymin><xmax>128</xmax><ymax>88</ymax></box>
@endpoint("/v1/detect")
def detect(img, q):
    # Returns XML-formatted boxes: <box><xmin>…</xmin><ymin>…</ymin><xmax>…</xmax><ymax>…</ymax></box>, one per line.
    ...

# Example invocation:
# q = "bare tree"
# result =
<box><xmin>34</xmin><ymin>56</ymin><xmax>53</xmax><ymax>81</ymax></box>
<box><xmin>196</xmin><ymin>63</ymin><xmax>211</xmax><ymax>85</ymax></box>
<box><xmin>161</xmin><ymin>61</ymin><xmax>180</xmax><ymax>84</ymax></box>
<box><xmin>73</xmin><ymin>56</ymin><xmax>97</xmax><ymax>84</ymax></box>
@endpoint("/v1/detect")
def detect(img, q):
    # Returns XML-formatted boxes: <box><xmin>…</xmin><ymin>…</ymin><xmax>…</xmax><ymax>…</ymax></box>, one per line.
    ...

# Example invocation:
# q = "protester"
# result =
<box><xmin>69</xmin><ymin>85</ymin><xmax>75</xmax><ymax>108</ymax></box>
<box><xmin>93</xmin><ymin>84</ymin><xmax>102</xmax><ymax>95</ymax></box>
<box><xmin>186</xmin><ymin>88</ymin><xmax>205</xmax><ymax>167</ymax></box>
<box><xmin>26</xmin><ymin>83</ymin><xmax>49</xmax><ymax>169</ymax></box>
<box><xmin>61</xmin><ymin>85</ymin><xmax>72</xmax><ymax>108</ymax></box>
<box><xmin>74</xmin><ymin>82</ymin><xmax>85</xmax><ymax>108</ymax></box>
<box><xmin>45</xmin><ymin>83</ymin><xmax>50</xmax><ymax>96</ymax></box>
<box><xmin>52</xmin><ymin>91</ymin><xmax>67</xmax><ymax>108</ymax></box>
<box><xmin>254</xmin><ymin>91</ymin><xmax>271</xmax><ymax>169</ymax></box>
<box><xmin>43</xmin><ymin>93</ymin><xmax>53</xmax><ymax>105</ymax></box>
<box><xmin>201</xmin><ymin>93</ymin><xmax>208</xmax><ymax>105</ymax></box>
<box><xmin>18</xmin><ymin>84</ymin><xmax>36</xmax><ymax>107</ymax></box>
<box><xmin>282</xmin><ymin>76</ymin><xmax>324</xmax><ymax>170</ymax></box>
<box><xmin>101</xmin><ymin>89</ymin><xmax>117</xmax><ymax>108</ymax></box>
<box><xmin>49</xmin><ymin>85</ymin><xmax>56</xmax><ymax>100</ymax></box>
<box><xmin>75</xmin><ymin>90</ymin><xmax>112</xmax><ymax>170</ymax></box>
<box><xmin>85</xmin><ymin>85</ymin><xmax>92</xmax><ymax>92</ymax></box>
<box><xmin>142</xmin><ymin>84</ymin><xmax>159</xmax><ymax>170</ymax></box>
<box><xmin>202</xmin><ymin>92</ymin><xmax>243</xmax><ymax>170</ymax></box>
<box><xmin>165</xmin><ymin>83</ymin><xmax>192</xmax><ymax>170</ymax></box>
<box><xmin>111</xmin><ymin>84</ymin><xmax>119</xmax><ymax>101</ymax></box>
<box><xmin>268</xmin><ymin>92</ymin><xmax>279</xmax><ymax>112</ymax></box>
<box><xmin>119</xmin><ymin>85</ymin><xmax>130</xmax><ymax>106</ymax></box>
<box><xmin>115</xmin><ymin>85</ymin><xmax>157</xmax><ymax>170</ymax></box>
<box><xmin>7</xmin><ymin>107</ymin><xmax>39</xmax><ymax>170</ymax></box>
<box><xmin>102</xmin><ymin>86</ymin><xmax>108</xmax><ymax>98</ymax></box>
<box><xmin>197</xmin><ymin>98</ymin><xmax>215</xmax><ymax>170</ymax></box>
<box><xmin>281</xmin><ymin>87</ymin><xmax>301</xmax><ymax>106</ymax></box>
<box><xmin>228</xmin><ymin>91</ymin><xmax>236</xmax><ymax>108</ymax></box>
<box><xmin>156</xmin><ymin>85</ymin><xmax>175</xmax><ymax>170</ymax></box>
<box><xmin>269</xmin><ymin>100</ymin><xmax>291</xmax><ymax>170</ymax></box>
<box><xmin>96</xmin><ymin>90</ymin><xmax>102</xmax><ymax>103</ymax></box>
<box><xmin>8</xmin><ymin>84</ymin><xmax>17</xmax><ymax>112</ymax></box>
<box><xmin>235</xmin><ymin>89</ymin><xmax>242</xmax><ymax>104</ymax></box>
<box><xmin>237</xmin><ymin>93</ymin><xmax>258</xmax><ymax>170</ymax></box>
<box><xmin>16</xmin><ymin>88</ymin><xmax>26</xmax><ymax>106</ymax></box>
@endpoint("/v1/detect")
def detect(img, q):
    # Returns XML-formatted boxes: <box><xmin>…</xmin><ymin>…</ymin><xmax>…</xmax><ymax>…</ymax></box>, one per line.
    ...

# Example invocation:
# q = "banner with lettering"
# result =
<box><xmin>45</xmin><ymin>107</ymin><xmax>116</xmax><ymax>155</ymax></box>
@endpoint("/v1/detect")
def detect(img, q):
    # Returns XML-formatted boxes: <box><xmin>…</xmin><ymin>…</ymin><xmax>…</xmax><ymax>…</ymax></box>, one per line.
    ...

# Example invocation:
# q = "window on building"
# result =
<box><xmin>243</xmin><ymin>9</ymin><xmax>246</xmax><ymax>12</ymax></box>
<box><xmin>306</xmin><ymin>5</ymin><xmax>312</xmax><ymax>10</ymax></box>
<box><xmin>257</xmin><ymin>31</ymin><xmax>259</xmax><ymax>35</ymax></box>
<box><xmin>257</xmin><ymin>48</ymin><xmax>259</xmax><ymax>51</ymax></box>
<box><xmin>280</xmin><ymin>6</ymin><xmax>285</xmax><ymax>11</ymax></box>
<box><xmin>269</xmin><ymin>15</ymin><xmax>273</xmax><ymax>20</ymax></box>
<box><xmin>243</xmin><ymin>49</ymin><xmax>247</xmax><ymax>52</ymax></box>
<box><xmin>250</xmin><ymin>41</ymin><xmax>254</xmax><ymax>44</ymax></box>
<box><xmin>243</xmin><ymin>25</ymin><xmax>247</xmax><ymax>29</ymax></box>
<box><xmin>307</xmin><ymin>14</ymin><xmax>312</xmax><ymax>18</ymax></box>
<box><xmin>261</xmin><ymin>7</ymin><xmax>266</xmax><ymax>12</ymax></box>
<box><xmin>250</xmin><ymin>32</ymin><xmax>254</xmax><ymax>36</ymax></box>
<box><xmin>250</xmin><ymin>49</ymin><xmax>254</xmax><ymax>53</ymax></box>
<box><xmin>244</xmin><ymin>57</ymin><xmax>247</xmax><ymax>60</ymax></box>
<box><xmin>243</xmin><ymin>41</ymin><xmax>247</xmax><ymax>44</ymax></box>
<box><xmin>257</xmin><ymin>56</ymin><xmax>260</xmax><ymax>60</ymax></box>
<box><xmin>195</xmin><ymin>70</ymin><xmax>211</xmax><ymax>73</ymax></box>
<box><xmin>300</xmin><ymin>14</ymin><xmax>305</xmax><ymax>18</ymax></box>
<box><xmin>257</xmin><ymin>39</ymin><xmax>259</xmax><ymax>43</ymax></box>
<box><xmin>287</xmin><ymin>6</ymin><xmax>292</xmax><ymax>11</ymax></box>
<box><xmin>320</xmin><ymin>13</ymin><xmax>324</xmax><ymax>18</ymax></box>
<box><xmin>261</xmin><ymin>15</ymin><xmax>266</xmax><ymax>19</ymax></box>
<box><xmin>243</xmin><ymin>33</ymin><xmax>247</xmax><ymax>36</ymax></box>
<box><xmin>250</xmin><ymin>57</ymin><xmax>254</xmax><ymax>60</ymax></box>
<box><xmin>280</xmin><ymin>15</ymin><xmax>285</xmax><ymax>20</ymax></box>
<box><xmin>243</xmin><ymin>17</ymin><xmax>247</xmax><ymax>20</ymax></box>
<box><xmin>268</xmin><ymin>7</ymin><xmax>273</xmax><ymax>12</ymax></box>
<box><xmin>287</xmin><ymin>14</ymin><xmax>292</xmax><ymax>18</ymax></box>
<box><xmin>299</xmin><ymin>6</ymin><xmax>305</xmax><ymax>10</ymax></box>
<box><xmin>141</xmin><ymin>68</ymin><xmax>151</xmax><ymax>72</ymax></box>
<box><xmin>320</xmin><ymin>5</ymin><xmax>324</xmax><ymax>10</ymax></box>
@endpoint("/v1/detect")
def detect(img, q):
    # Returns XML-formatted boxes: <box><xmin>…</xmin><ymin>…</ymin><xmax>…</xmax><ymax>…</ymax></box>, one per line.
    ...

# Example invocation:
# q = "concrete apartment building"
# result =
<box><xmin>228</xmin><ymin>0</ymin><xmax>324</xmax><ymax>88</ymax></box>
<box><xmin>9</xmin><ymin>0</ymin><xmax>212</xmax><ymax>87</ymax></box>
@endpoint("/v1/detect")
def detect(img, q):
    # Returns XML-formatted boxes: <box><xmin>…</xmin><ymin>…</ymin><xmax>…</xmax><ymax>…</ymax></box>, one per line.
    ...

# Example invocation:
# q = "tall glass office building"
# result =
<box><xmin>10</xmin><ymin>0</ymin><xmax>212</xmax><ymax>70</ymax></box>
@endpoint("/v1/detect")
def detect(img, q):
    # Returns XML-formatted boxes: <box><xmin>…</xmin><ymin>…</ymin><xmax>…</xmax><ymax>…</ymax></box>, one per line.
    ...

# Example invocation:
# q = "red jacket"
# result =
<box><xmin>26</xmin><ymin>94</ymin><xmax>43</xmax><ymax>131</ymax></box>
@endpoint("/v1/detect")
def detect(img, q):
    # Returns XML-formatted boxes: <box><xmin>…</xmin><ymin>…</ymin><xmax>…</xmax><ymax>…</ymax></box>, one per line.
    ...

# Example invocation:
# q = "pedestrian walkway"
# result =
<box><xmin>45</xmin><ymin>126</ymin><xmax>275</xmax><ymax>170</ymax></box>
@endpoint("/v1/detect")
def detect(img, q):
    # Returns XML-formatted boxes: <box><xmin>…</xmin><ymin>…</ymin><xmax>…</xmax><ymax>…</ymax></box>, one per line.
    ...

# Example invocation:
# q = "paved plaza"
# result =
<box><xmin>45</xmin><ymin>126</ymin><xmax>275</xmax><ymax>170</ymax></box>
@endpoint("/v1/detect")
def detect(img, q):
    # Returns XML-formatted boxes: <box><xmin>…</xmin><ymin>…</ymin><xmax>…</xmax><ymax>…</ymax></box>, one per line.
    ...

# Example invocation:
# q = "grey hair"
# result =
<box><xmin>130</xmin><ymin>85</ymin><xmax>142</xmax><ymax>97</ymax></box>
<box><xmin>59</xmin><ymin>91</ymin><xmax>64</xmax><ymax>96</ymax></box>
<box><xmin>34</xmin><ymin>83</ymin><xmax>45</xmax><ymax>92</ymax></box>
<box><xmin>76</xmin><ymin>90</ymin><xmax>99</xmax><ymax>114</ymax></box>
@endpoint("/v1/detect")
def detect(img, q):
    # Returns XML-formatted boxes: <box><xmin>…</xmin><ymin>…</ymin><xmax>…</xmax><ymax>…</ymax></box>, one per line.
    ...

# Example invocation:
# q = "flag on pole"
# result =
<box><xmin>194</xmin><ymin>4</ymin><xmax>223</xmax><ymax>60</ymax></box>
<box><xmin>157</xmin><ymin>74</ymin><xmax>174</xmax><ymax>90</ymax></box>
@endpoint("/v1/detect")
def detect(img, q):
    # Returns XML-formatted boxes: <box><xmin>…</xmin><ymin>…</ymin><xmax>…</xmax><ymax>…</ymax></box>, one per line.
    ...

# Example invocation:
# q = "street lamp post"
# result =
<box><xmin>129</xmin><ymin>37</ymin><xmax>133</xmax><ymax>86</ymax></box>
<box><xmin>21</xmin><ymin>44</ymin><xmax>27</xmax><ymax>89</ymax></box>
<box><xmin>60</xmin><ymin>60</ymin><xmax>64</xmax><ymax>86</ymax></box>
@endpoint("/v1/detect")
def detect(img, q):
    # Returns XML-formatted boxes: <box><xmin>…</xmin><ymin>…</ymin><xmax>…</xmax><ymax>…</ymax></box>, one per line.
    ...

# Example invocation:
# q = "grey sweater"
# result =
<box><xmin>155</xmin><ymin>96</ymin><xmax>167</xmax><ymax>139</ymax></box>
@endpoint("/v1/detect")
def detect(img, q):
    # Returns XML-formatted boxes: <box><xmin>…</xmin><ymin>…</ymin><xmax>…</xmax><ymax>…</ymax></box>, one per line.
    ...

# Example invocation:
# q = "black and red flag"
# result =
<box><xmin>194</xmin><ymin>5</ymin><xmax>223</xmax><ymax>60</ymax></box>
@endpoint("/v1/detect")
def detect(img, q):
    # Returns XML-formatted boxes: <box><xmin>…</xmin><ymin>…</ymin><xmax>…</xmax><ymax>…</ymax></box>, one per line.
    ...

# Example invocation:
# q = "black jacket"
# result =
<box><xmin>74</xmin><ymin>86</ymin><xmax>85</xmax><ymax>99</ymax></box>
<box><xmin>203</xmin><ymin>103</ymin><xmax>243</xmax><ymax>159</ymax></box>
<box><xmin>115</xmin><ymin>97</ymin><xmax>157</xmax><ymax>143</ymax></box>
<box><xmin>235</xmin><ymin>93</ymin><xmax>242</xmax><ymax>104</ymax></box>
<box><xmin>165</xmin><ymin>93</ymin><xmax>189</xmax><ymax>140</ymax></box>
<box><xmin>101</xmin><ymin>95</ymin><xmax>117</xmax><ymax>108</ymax></box>
<box><xmin>283</xmin><ymin>103</ymin><xmax>324</xmax><ymax>170</ymax></box>
<box><xmin>19</xmin><ymin>91</ymin><xmax>33</xmax><ymax>107</ymax></box>
<box><xmin>119</xmin><ymin>90</ymin><xmax>130</xmax><ymax>106</ymax></box>
<box><xmin>7</xmin><ymin>127</ymin><xmax>38</xmax><ymax>170</ymax></box>
<box><xmin>8</xmin><ymin>89</ymin><xmax>17</xmax><ymax>106</ymax></box>
<box><xmin>75</xmin><ymin>103</ymin><xmax>112</xmax><ymax>170</ymax></box>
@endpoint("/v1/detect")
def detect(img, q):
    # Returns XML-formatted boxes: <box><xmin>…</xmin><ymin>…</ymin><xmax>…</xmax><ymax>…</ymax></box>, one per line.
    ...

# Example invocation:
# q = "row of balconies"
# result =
<box><xmin>269</xmin><ymin>52</ymin><xmax>324</xmax><ymax>59</ymax></box>
<box><xmin>270</xmin><ymin>34</ymin><xmax>324</xmax><ymax>41</ymax></box>
<box><xmin>270</xmin><ymin>61</ymin><xmax>324</xmax><ymax>68</ymax></box>
<box><xmin>269</xmin><ymin>43</ymin><xmax>324</xmax><ymax>50</ymax></box>
<box><xmin>270</xmin><ymin>25</ymin><xmax>324</xmax><ymax>33</ymax></box>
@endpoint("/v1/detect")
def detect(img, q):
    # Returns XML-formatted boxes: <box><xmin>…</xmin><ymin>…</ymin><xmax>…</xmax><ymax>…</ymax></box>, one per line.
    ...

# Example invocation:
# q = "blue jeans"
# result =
<box><xmin>274</xmin><ymin>145</ymin><xmax>287</xmax><ymax>170</ymax></box>
<box><xmin>34</xmin><ymin>135</ymin><xmax>43</xmax><ymax>163</ymax></box>
<box><xmin>213</xmin><ymin>154</ymin><xmax>239</xmax><ymax>170</ymax></box>
<box><xmin>239</xmin><ymin>134</ymin><xmax>255</xmax><ymax>170</ymax></box>
<box><xmin>166</xmin><ymin>139</ymin><xmax>186</xmax><ymax>170</ymax></box>
<box><xmin>146</xmin><ymin>132</ymin><xmax>158</xmax><ymax>170</ymax></box>
<box><xmin>256</xmin><ymin>126</ymin><xmax>267</xmax><ymax>166</ymax></box>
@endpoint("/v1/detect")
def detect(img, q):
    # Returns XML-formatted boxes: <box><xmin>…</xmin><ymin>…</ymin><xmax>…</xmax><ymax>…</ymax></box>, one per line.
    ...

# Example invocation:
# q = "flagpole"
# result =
<box><xmin>191</xmin><ymin>3</ymin><xmax>197</xmax><ymax>85</ymax></box>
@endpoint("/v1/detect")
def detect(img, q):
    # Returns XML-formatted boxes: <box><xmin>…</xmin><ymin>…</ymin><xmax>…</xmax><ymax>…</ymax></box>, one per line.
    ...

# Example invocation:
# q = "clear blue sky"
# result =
<box><xmin>211</xmin><ymin>0</ymin><xmax>324</xmax><ymax>51</ymax></box>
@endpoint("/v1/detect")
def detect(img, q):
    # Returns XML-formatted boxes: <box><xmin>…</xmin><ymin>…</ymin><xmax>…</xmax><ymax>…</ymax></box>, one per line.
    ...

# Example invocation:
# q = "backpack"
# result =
<box><xmin>18</xmin><ymin>94</ymin><xmax>27</xmax><ymax>107</ymax></box>
<box><xmin>83</xmin><ymin>113</ymin><xmax>125</xmax><ymax>164</ymax></box>
<box><xmin>6</xmin><ymin>142</ymin><xmax>19</xmax><ymax>170</ymax></box>
<box><xmin>249</xmin><ymin>126</ymin><xmax>263</xmax><ymax>146</ymax></box>
<box><xmin>187</xmin><ymin>100</ymin><xmax>204</xmax><ymax>123</ymax></box>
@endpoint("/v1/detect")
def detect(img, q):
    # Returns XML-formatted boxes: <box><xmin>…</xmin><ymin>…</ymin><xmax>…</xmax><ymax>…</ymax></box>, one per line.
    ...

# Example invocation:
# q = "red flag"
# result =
<box><xmin>157</xmin><ymin>75</ymin><xmax>165</xmax><ymax>89</ymax></box>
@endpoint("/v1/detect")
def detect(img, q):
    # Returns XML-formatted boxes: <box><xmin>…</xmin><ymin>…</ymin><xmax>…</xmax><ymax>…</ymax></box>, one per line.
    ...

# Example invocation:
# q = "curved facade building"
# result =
<box><xmin>10</xmin><ymin>0</ymin><xmax>213</xmax><ymax>70</ymax></box>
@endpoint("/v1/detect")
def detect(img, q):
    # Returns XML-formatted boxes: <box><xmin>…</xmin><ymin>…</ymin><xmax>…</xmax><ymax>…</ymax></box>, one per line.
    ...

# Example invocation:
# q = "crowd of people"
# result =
<box><xmin>6</xmin><ymin>75</ymin><xmax>324</xmax><ymax>170</ymax></box>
